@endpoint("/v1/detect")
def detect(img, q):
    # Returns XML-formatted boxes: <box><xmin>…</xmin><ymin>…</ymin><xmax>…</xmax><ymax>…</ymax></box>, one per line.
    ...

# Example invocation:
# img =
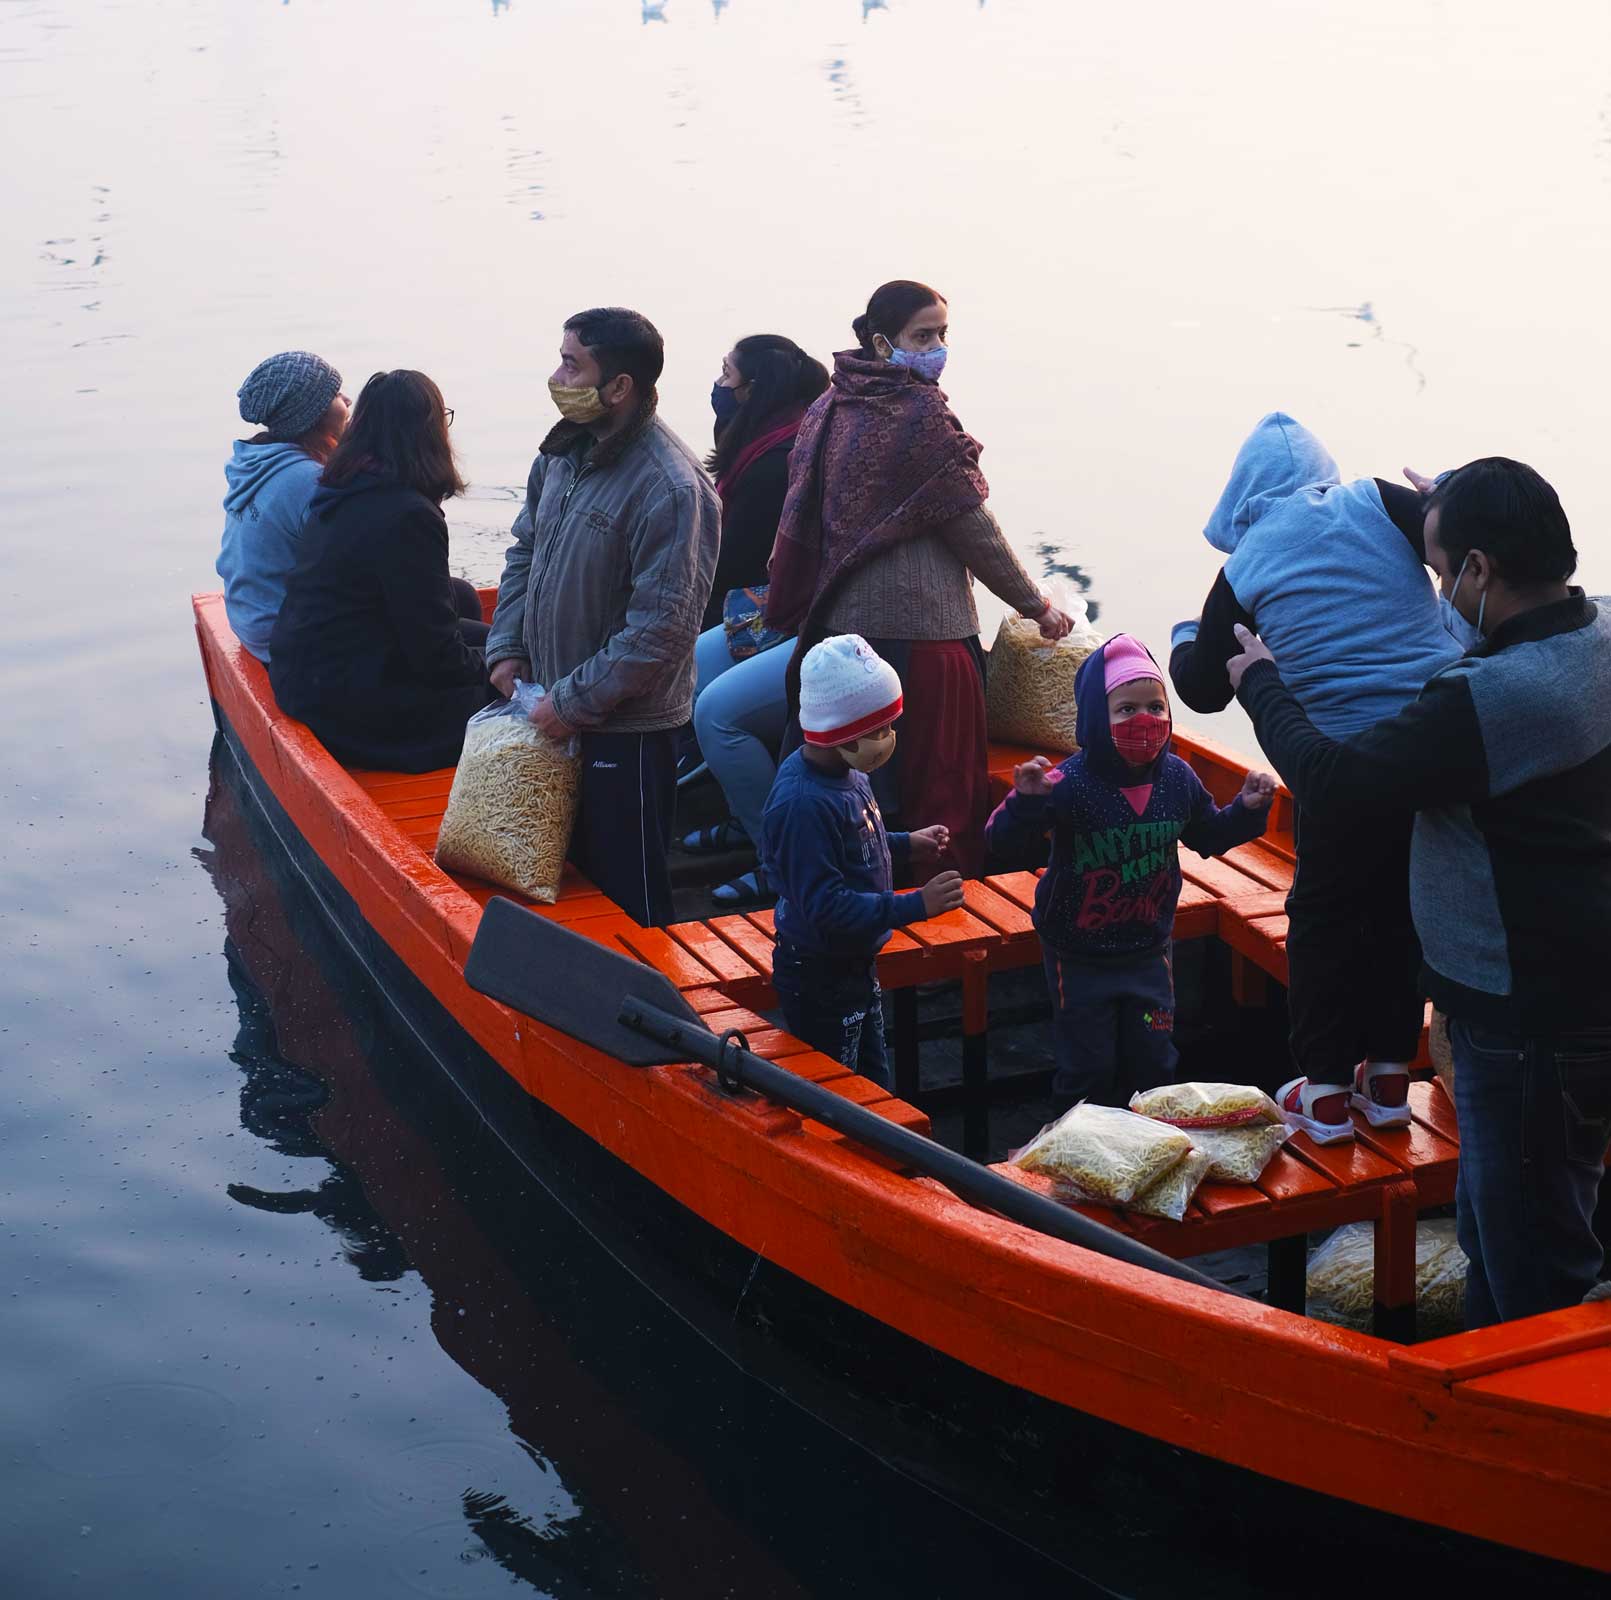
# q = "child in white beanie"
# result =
<box><xmin>760</xmin><ymin>635</ymin><xmax>965</xmax><ymax>1084</ymax></box>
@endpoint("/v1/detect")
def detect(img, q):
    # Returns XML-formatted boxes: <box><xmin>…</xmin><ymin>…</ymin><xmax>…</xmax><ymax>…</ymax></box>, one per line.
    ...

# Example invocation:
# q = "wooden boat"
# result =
<box><xmin>194</xmin><ymin>590</ymin><xmax>1611</xmax><ymax>1584</ymax></box>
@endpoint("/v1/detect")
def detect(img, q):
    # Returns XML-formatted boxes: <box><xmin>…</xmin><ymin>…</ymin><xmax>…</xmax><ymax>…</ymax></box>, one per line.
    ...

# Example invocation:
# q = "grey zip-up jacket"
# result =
<box><xmin>486</xmin><ymin>400</ymin><xmax>720</xmax><ymax>733</ymax></box>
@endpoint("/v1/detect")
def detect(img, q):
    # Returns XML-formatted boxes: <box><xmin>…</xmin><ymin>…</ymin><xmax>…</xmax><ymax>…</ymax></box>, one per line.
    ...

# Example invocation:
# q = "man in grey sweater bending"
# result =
<box><xmin>486</xmin><ymin>307</ymin><xmax>720</xmax><ymax>926</ymax></box>
<box><xmin>1228</xmin><ymin>458</ymin><xmax>1611</xmax><ymax>1326</ymax></box>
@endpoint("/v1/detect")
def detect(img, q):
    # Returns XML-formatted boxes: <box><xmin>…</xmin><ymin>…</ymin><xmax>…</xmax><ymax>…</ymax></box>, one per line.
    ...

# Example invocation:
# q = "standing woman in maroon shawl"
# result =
<box><xmin>766</xmin><ymin>281</ymin><xmax>1073</xmax><ymax>876</ymax></box>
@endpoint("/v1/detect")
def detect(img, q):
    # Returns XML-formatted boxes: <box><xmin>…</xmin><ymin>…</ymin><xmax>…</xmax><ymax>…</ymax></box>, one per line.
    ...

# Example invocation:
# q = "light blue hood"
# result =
<box><xmin>1203</xmin><ymin>412</ymin><xmax>1339</xmax><ymax>555</ymax></box>
<box><xmin>217</xmin><ymin>441</ymin><xmax>323</xmax><ymax>662</ymax></box>
<box><xmin>1190</xmin><ymin>412</ymin><xmax>1460</xmax><ymax>738</ymax></box>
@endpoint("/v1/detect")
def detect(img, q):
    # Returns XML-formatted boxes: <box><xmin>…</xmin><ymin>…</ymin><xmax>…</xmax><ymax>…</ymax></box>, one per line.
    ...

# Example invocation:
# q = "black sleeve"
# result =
<box><xmin>1375</xmin><ymin>479</ymin><xmax>1428</xmax><ymax>563</ymax></box>
<box><xmin>382</xmin><ymin>507</ymin><xmax>487</xmax><ymax>687</ymax></box>
<box><xmin>1236</xmin><ymin>659</ymin><xmax>1488</xmax><ymax>820</ymax></box>
<box><xmin>1169</xmin><ymin>570</ymin><xmax>1254</xmax><ymax>714</ymax></box>
<box><xmin>703</xmin><ymin>449</ymin><xmax>789</xmax><ymax>630</ymax></box>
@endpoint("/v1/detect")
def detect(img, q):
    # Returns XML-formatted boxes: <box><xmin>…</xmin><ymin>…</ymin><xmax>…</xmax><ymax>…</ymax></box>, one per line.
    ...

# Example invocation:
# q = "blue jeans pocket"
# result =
<box><xmin>1555</xmin><ymin>1032</ymin><xmax>1611</xmax><ymax>1169</ymax></box>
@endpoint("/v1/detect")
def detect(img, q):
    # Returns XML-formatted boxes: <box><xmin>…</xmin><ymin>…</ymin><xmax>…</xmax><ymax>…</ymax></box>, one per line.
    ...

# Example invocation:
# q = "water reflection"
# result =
<box><xmin>196</xmin><ymin>741</ymin><xmax>1083</xmax><ymax>1596</ymax></box>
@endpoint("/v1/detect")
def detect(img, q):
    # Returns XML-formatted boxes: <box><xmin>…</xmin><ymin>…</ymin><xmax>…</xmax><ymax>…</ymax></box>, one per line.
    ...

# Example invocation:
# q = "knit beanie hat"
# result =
<box><xmin>237</xmin><ymin>351</ymin><xmax>343</xmax><ymax>442</ymax></box>
<box><xmin>799</xmin><ymin>634</ymin><xmax>903</xmax><ymax>746</ymax></box>
<box><xmin>1102</xmin><ymin>633</ymin><xmax>1164</xmax><ymax>695</ymax></box>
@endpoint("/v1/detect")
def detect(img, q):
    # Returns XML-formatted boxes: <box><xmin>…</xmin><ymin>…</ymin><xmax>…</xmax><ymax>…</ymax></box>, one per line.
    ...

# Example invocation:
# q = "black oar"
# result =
<box><xmin>466</xmin><ymin>896</ymin><xmax>1239</xmax><ymax>1299</ymax></box>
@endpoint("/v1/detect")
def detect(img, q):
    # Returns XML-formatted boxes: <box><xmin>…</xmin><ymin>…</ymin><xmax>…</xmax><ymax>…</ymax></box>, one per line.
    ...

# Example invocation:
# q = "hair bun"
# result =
<box><xmin>850</xmin><ymin>313</ymin><xmax>871</xmax><ymax>348</ymax></box>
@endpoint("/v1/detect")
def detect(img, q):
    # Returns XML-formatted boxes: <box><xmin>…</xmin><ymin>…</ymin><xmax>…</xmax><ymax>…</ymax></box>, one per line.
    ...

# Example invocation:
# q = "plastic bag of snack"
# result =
<box><xmin>984</xmin><ymin>585</ymin><xmax>1104</xmax><ymax>753</ymax></box>
<box><xmin>1306</xmin><ymin>1219</ymin><xmax>1469</xmax><ymax>1334</ymax></box>
<box><xmin>1012</xmin><ymin>1102</ymin><xmax>1192</xmax><ymax>1206</ymax></box>
<box><xmin>1188</xmin><ymin>1122</ymin><xmax>1290</xmax><ymax>1184</ymax></box>
<box><xmin>1126</xmin><ymin>1147</ymin><xmax>1213</xmax><ymax>1222</ymax></box>
<box><xmin>1129</xmin><ymin>1081</ymin><xmax>1283</xmax><ymax>1129</ymax></box>
<box><xmin>435</xmin><ymin>681</ymin><xmax>581</xmax><ymax>904</ymax></box>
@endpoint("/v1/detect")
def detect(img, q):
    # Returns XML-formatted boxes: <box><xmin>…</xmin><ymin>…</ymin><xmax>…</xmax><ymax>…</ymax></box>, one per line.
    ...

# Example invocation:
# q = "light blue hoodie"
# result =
<box><xmin>1173</xmin><ymin>413</ymin><xmax>1459</xmax><ymax>738</ymax></box>
<box><xmin>217</xmin><ymin>441</ymin><xmax>323</xmax><ymax>662</ymax></box>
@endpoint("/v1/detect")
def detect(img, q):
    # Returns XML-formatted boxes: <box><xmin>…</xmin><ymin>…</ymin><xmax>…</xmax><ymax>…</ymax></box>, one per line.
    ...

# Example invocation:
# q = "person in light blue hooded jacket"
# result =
<box><xmin>1169</xmin><ymin>412</ymin><xmax>1460</xmax><ymax>1145</ymax></box>
<box><xmin>218</xmin><ymin>351</ymin><xmax>350</xmax><ymax>663</ymax></box>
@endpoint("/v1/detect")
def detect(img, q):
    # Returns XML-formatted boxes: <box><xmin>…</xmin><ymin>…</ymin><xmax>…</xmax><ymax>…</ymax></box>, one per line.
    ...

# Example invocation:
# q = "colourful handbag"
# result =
<box><xmin>721</xmin><ymin>584</ymin><xmax>788</xmax><ymax>663</ymax></box>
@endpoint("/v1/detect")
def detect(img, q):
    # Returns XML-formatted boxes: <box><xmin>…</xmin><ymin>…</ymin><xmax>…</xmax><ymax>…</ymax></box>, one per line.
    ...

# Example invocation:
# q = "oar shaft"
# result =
<box><xmin>619</xmin><ymin>999</ymin><xmax>1238</xmax><ymax>1300</ymax></box>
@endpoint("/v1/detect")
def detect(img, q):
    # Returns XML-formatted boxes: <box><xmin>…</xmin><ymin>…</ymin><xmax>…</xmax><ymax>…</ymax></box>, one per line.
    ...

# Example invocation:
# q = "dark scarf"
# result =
<box><xmin>714</xmin><ymin>411</ymin><xmax>803</xmax><ymax>504</ymax></box>
<box><xmin>764</xmin><ymin>350</ymin><xmax>989</xmax><ymax>645</ymax></box>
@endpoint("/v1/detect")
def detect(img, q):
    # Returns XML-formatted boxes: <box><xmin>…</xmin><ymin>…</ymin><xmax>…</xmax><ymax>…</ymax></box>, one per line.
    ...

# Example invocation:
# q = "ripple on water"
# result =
<box><xmin>363</xmin><ymin>1431</ymin><xmax>578</xmax><ymax>1527</ymax></box>
<box><xmin>38</xmin><ymin>1380</ymin><xmax>237</xmax><ymax>1480</ymax></box>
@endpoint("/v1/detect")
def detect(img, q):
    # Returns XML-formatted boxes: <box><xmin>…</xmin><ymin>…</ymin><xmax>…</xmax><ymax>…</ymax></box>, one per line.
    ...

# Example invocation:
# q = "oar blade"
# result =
<box><xmin>465</xmin><ymin>896</ymin><xmax>706</xmax><ymax>1067</ymax></box>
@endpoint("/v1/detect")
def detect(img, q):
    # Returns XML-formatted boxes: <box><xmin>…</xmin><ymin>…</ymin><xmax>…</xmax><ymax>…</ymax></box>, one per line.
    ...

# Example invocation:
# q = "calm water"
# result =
<box><xmin>2</xmin><ymin>0</ymin><xmax>1609</xmax><ymax>1593</ymax></box>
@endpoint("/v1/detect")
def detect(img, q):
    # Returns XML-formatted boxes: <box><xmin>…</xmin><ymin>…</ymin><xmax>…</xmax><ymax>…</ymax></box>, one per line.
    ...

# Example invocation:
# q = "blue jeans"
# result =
<box><xmin>1450</xmin><ymin>1017</ymin><xmax>1611</xmax><ymax>1327</ymax></box>
<box><xmin>691</xmin><ymin>625</ymin><xmax>791</xmax><ymax>863</ymax></box>
<box><xmin>772</xmin><ymin>940</ymin><xmax>891</xmax><ymax>1089</ymax></box>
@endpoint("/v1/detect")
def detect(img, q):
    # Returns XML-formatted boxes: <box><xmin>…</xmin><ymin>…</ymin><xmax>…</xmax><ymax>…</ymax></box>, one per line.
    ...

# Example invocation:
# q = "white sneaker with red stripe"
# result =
<box><xmin>1275</xmin><ymin>1077</ymin><xmax>1354</xmax><ymax>1145</ymax></box>
<box><xmin>1350</xmin><ymin>1060</ymin><xmax>1412</xmax><ymax>1128</ymax></box>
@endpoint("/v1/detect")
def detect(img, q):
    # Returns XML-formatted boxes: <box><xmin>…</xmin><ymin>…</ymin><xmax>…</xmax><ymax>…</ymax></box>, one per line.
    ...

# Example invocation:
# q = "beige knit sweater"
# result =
<box><xmin>822</xmin><ymin>505</ymin><xmax>1045</xmax><ymax>641</ymax></box>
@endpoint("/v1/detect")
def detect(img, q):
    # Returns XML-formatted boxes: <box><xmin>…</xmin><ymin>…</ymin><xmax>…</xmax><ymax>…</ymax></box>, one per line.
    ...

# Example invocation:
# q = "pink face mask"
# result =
<box><xmin>1112</xmin><ymin>711</ymin><xmax>1170</xmax><ymax>767</ymax></box>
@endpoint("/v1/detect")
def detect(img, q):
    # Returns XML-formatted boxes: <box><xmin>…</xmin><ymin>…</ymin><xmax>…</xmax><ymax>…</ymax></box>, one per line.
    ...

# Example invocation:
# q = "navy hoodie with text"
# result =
<box><xmin>984</xmin><ymin>638</ymin><xmax>1267</xmax><ymax>959</ymax></box>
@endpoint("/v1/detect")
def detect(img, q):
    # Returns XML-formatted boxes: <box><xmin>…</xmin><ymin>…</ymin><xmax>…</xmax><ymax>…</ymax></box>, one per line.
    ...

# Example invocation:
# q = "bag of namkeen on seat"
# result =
<box><xmin>434</xmin><ymin>681</ymin><xmax>581</xmax><ymax>903</ymax></box>
<box><xmin>1128</xmin><ymin>1080</ymin><xmax>1283</xmax><ymax>1129</ymax></box>
<box><xmin>984</xmin><ymin>583</ymin><xmax>1103</xmax><ymax>753</ymax></box>
<box><xmin>1011</xmin><ymin>1102</ymin><xmax>1192</xmax><ymax>1206</ymax></box>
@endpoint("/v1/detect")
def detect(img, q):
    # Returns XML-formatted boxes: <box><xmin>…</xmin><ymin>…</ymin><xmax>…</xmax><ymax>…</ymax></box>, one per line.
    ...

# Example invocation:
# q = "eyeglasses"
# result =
<box><xmin>444</xmin><ymin>408</ymin><xmax>455</xmax><ymax>428</ymax></box>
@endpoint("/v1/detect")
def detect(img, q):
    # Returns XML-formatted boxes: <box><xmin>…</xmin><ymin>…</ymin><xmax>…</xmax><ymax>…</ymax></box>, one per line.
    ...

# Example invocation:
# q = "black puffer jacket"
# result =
<box><xmin>268</xmin><ymin>472</ymin><xmax>492</xmax><ymax>771</ymax></box>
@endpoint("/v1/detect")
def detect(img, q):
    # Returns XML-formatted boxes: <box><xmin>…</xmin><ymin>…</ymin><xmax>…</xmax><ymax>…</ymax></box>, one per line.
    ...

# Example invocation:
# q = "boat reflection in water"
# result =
<box><xmin>197</xmin><ymin>739</ymin><xmax>1087</xmax><ymax>1597</ymax></box>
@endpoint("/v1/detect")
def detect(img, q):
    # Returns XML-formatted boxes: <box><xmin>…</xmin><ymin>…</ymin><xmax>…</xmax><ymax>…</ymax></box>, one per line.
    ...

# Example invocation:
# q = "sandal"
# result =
<box><xmin>1350</xmin><ymin>1060</ymin><xmax>1412</xmax><ymax>1128</ymax></box>
<box><xmin>1276</xmin><ymin>1077</ymin><xmax>1354</xmax><ymax>1145</ymax></box>
<box><xmin>711</xmin><ymin>869</ymin><xmax>773</xmax><ymax>910</ymax></box>
<box><xmin>678</xmin><ymin>819</ymin><xmax>749</xmax><ymax>854</ymax></box>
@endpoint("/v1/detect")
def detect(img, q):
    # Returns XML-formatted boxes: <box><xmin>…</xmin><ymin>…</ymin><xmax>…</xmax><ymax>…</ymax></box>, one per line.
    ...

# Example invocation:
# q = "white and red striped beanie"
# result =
<box><xmin>799</xmin><ymin>634</ymin><xmax>903</xmax><ymax>746</ymax></box>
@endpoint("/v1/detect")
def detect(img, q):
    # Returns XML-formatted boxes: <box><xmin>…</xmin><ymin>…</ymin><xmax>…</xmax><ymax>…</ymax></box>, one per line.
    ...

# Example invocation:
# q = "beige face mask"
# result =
<box><xmin>548</xmin><ymin>378</ymin><xmax>610</xmax><ymax>425</ymax></box>
<box><xmin>839</xmin><ymin>726</ymin><xmax>896</xmax><ymax>773</ymax></box>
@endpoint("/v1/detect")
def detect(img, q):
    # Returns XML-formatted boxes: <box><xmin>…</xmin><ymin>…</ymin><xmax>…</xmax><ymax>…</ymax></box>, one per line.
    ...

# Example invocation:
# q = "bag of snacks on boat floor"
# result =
<box><xmin>984</xmin><ymin>587</ymin><xmax>1104</xmax><ymax>753</ymax></box>
<box><xmin>434</xmin><ymin>681</ymin><xmax>581</xmax><ymax>904</ymax></box>
<box><xmin>1306</xmin><ymin>1218</ymin><xmax>1469</xmax><ymax>1335</ymax></box>
<box><xmin>1012</xmin><ymin>1102</ymin><xmax>1192</xmax><ymax>1206</ymax></box>
<box><xmin>1129</xmin><ymin>1080</ymin><xmax>1283</xmax><ymax>1129</ymax></box>
<box><xmin>1126</xmin><ymin>1146</ymin><xmax>1213</xmax><ymax>1222</ymax></box>
<box><xmin>1186</xmin><ymin>1122</ymin><xmax>1291</xmax><ymax>1185</ymax></box>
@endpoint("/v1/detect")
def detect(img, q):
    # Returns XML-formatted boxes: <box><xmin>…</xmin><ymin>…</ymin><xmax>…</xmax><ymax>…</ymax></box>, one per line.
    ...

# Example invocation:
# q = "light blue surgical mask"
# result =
<box><xmin>1440</xmin><ymin>554</ymin><xmax>1486</xmax><ymax>652</ymax></box>
<box><xmin>885</xmin><ymin>343</ymin><xmax>948</xmax><ymax>383</ymax></box>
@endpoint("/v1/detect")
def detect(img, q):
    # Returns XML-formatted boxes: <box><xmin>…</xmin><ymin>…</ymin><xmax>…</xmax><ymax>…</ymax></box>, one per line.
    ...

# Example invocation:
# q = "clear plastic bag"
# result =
<box><xmin>434</xmin><ymin>680</ymin><xmax>581</xmax><ymax>904</ymax></box>
<box><xmin>1126</xmin><ymin>1147</ymin><xmax>1213</xmax><ymax>1221</ymax></box>
<box><xmin>1129</xmin><ymin>1080</ymin><xmax>1283</xmax><ymax>1129</ymax></box>
<box><xmin>1186</xmin><ymin>1122</ymin><xmax>1290</xmax><ymax>1184</ymax></box>
<box><xmin>1305</xmin><ymin>1218</ymin><xmax>1469</xmax><ymax>1334</ymax></box>
<box><xmin>984</xmin><ymin>581</ymin><xmax>1105</xmax><ymax>753</ymax></box>
<box><xmin>1012</xmin><ymin>1101</ymin><xmax>1192</xmax><ymax>1206</ymax></box>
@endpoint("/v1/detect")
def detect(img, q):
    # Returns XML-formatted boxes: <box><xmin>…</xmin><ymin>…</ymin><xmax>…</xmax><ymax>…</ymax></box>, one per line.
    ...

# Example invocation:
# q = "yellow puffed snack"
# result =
<box><xmin>1129</xmin><ymin>1081</ymin><xmax>1283</xmax><ymax>1129</ymax></box>
<box><xmin>435</xmin><ymin>693</ymin><xmax>581</xmax><ymax>904</ymax></box>
<box><xmin>1013</xmin><ymin>1103</ymin><xmax>1192</xmax><ymax>1206</ymax></box>
<box><xmin>1187</xmin><ymin>1123</ymin><xmax>1291</xmax><ymax>1184</ymax></box>
<box><xmin>984</xmin><ymin>611</ymin><xmax>1104</xmax><ymax>754</ymax></box>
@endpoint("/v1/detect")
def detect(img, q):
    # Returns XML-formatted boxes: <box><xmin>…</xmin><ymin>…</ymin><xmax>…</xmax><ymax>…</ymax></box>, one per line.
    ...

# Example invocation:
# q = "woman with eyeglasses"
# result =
<box><xmin>268</xmin><ymin>369</ymin><xmax>495</xmax><ymax>772</ymax></box>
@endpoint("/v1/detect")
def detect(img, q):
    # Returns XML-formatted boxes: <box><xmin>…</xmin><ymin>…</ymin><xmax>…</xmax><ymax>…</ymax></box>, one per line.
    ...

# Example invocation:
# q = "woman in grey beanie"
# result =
<box><xmin>217</xmin><ymin>350</ymin><xmax>351</xmax><ymax>662</ymax></box>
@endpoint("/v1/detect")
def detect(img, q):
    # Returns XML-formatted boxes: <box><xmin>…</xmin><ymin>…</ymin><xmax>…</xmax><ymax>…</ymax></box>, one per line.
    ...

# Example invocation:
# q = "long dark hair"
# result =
<box><xmin>851</xmin><ymin>280</ymin><xmax>945</xmax><ymax>356</ymax></box>
<box><xmin>321</xmin><ymin>370</ymin><xmax>465</xmax><ymax>503</ymax></box>
<box><xmin>706</xmin><ymin>334</ymin><xmax>829</xmax><ymax>479</ymax></box>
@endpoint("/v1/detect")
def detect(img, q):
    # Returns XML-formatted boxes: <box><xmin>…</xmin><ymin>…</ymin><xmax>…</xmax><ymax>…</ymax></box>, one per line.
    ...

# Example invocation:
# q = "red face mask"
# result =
<box><xmin>1112</xmin><ymin>711</ymin><xmax>1170</xmax><ymax>766</ymax></box>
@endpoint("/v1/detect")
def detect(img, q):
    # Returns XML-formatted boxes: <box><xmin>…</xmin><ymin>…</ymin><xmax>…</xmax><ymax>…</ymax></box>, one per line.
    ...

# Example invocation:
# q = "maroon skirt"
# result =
<box><xmin>889</xmin><ymin>637</ymin><xmax>989</xmax><ymax>879</ymax></box>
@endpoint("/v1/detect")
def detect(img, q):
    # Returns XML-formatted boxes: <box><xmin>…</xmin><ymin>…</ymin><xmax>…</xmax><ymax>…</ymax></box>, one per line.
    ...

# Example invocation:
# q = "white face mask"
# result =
<box><xmin>839</xmin><ymin>726</ymin><xmax>896</xmax><ymax>773</ymax></box>
<box><xmin>1441</xmin><ymin>554</ymin><xmax>1486</xmax><ymax>651</ymax></box>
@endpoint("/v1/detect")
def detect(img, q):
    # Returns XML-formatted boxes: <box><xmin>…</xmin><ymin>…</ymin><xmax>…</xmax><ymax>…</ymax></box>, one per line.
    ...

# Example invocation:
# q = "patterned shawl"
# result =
<box><xmin>764</xmin><ymin>349</ymin><xmax>989</xmax><ymax>645</ymax></box>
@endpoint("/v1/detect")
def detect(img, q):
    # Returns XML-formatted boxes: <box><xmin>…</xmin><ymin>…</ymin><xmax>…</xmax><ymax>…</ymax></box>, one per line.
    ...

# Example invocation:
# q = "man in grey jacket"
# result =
<box><xmin>486</xmin><ymin>307</ymin><xmax>720</xmax><ymax>925</ymax></box>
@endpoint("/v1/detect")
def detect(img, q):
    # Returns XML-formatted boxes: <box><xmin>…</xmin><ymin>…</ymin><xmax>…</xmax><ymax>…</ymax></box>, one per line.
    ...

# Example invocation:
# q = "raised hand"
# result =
<box><xmin>1013</xmin><ymin>755</ymin><xmax>1059</xmax><ymax>796</ymax></box>
<box><xmin>908</xmin><ymin>824</ymin><xmax>951</xmax><ymax>863</ymax></box>
<box><xmin>1403</xmin><ymin>467</ymin><xmax>1437</xmax><ymax>495</ymax></box>
<box><xmin>1239</xmin><ymin>770</ymin><xmax>1277</xmax><ymax>811</ymax></box>
<box><xmin>920</xmin><ymin>870</ymin><xmax>966</xmax><ymax>918</ymax></box>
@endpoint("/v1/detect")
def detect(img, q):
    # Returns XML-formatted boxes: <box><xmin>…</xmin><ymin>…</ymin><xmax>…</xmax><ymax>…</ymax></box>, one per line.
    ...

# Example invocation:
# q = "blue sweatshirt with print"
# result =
<box><xmin>985</xmin><ymin>638</ymin><xmax>1267</xmax><ymax>959</ymax></box>
<box><xmin>763</xmin><ymin>747</ymin><xmax>924</xmax><ymax>957</ymax></box>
